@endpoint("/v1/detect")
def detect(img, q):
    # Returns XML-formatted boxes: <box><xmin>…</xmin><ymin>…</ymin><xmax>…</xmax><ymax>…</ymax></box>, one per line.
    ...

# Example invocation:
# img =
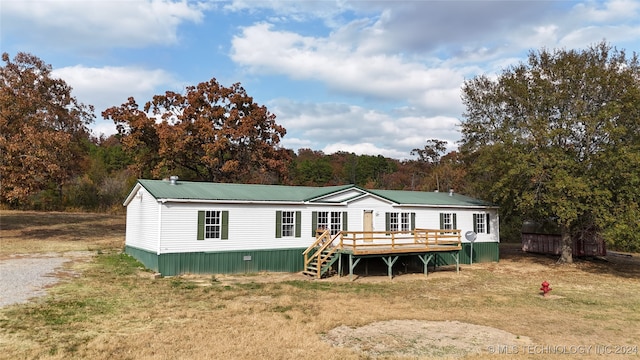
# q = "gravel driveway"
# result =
<box><xmin>0</xmin><ymin>252</ymin><xmax>92</xmax><ymax>308</ymax></box>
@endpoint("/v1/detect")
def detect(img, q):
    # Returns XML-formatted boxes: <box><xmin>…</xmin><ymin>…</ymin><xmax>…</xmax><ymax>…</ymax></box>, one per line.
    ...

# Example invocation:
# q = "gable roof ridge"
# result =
<box><xmin>127</xmin><ymin>179</ymin><xmax>494</xmax><ymax>207</ymax></box>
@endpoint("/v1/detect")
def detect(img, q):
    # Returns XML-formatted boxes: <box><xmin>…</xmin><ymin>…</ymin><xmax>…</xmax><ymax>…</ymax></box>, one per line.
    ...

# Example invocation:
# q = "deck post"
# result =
<box><xmin>450</xmin><ymin>251</ymin><xmax>460</xmax><ymax>273</ymax></box>
<box><xmin>417</xmin><ymin>254</ymin><xmax>435</xmax><ymax>276</ymax></box>
<box><xmin>381</xmin><ymin>256</ymin><xmax>399</xmax><ymax>280</ymax></box>
<box><xmin>349</xmin><ymin>254</ymin><xmax>361</xmax><ymax>281</ymax></box>
<box><xmin>338</xmin><ymin>252</ymin><xmax>342</xmax><ymax>277</ymax></box>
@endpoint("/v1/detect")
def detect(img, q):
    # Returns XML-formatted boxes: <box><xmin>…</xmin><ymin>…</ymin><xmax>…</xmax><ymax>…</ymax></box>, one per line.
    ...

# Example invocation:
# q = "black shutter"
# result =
<box><xmin>295</xmin><ymin>211</ymin><xmax>301</xmax><ymax>238</ymax></box>
<box><xmin>275</xmin><ymin>211</ymin><xmax>282</xmax><ymax>238</ymax></box>
<box><xmin>342</xmin><ymin>212</ymin><xmax>348</xmax><ymax>231</ymax></box>
<box><xmin>385</xmin><ymin>212</ymin><xmax>391</xmax><ymax>234</ymax></box>
<box><xmin>312</xmin><ymin>211</ymin><xmax>318</xmax><ymax>236</ymax></box>
<box><xmin>197</xmin><ymin>211</ymin><xmax>205</xmax><ymax>240</ymax></box>
<box><xmin>221</xmin><ymin>211</ymin><xmax>229</xmax><ymax>240</ymax></box>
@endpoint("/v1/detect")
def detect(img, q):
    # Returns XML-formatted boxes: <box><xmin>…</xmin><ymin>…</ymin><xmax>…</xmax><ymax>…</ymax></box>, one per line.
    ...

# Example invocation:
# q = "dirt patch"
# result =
<box><xmin>323</xmin><ymin>320</ymin><xmax>532</xmax><ymax>359</ymax></box>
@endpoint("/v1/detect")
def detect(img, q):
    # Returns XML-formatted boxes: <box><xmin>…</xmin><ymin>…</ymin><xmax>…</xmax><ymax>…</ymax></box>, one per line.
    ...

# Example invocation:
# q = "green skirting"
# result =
<box><xmin>125</xmin><ymin>246</ymin><xmax>306</xmax><ymax>276</ymax></box>
<box><xmin>334</xmin><ymin>242</ymin><xmax>499</xmax><ymax>276</ymax></box>
<box><xmin>433</xmin><ymin>242</ymin><xmax>499</xmax><ymax>266</ymax></box>
<box><xmin>125</xmin><ymin>246</ymin><xmax>159</xmax><ymax>272</ymax></box>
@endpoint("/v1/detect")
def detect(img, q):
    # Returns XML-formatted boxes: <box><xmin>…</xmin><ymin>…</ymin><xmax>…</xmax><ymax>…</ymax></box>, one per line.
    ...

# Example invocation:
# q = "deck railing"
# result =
<box><xmin>337</xmin><ymin>228</ymin><xmax>461</xmax><ymax>255</ymax></box>
<box><xmin>304</xmin><ymin>228</ymin><xmax>463</xmax><ymax>278</ymax></box>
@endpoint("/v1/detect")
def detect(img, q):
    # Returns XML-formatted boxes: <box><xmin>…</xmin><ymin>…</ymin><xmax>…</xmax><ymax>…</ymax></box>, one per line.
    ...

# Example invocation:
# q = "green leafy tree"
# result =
<box><xmin>410</xmin><ymin>139</ymin><xmax>448</xmax><ymax>191</ymax></box>
<box><xmin>460</xmin><ymin>42</ymin><xmax>640</xmax><ymax>261</ymax></box>
<box><xmin>342</xmin><ymin>154</ymin><xmax>396</xmax><ymax>188</ymax></box>
<box><xmin>411</xmin><ymin>139</ymin><xmax>447</xmax><ymax>164</ymax></box>
<box><xmin>0</xmin><ymin>52</ymin><xmax>93</xmax><ymax>206</ymax></box>
<box><xmin>291</xmin><ymin>149</ymin><xmax>333</xmax><ymax>186</ymax></box>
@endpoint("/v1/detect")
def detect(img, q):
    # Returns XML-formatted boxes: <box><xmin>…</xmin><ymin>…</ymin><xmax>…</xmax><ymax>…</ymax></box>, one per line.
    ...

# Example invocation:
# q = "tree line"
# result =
<box><xmin>2</xmin><ymin>42</ymin><xmax>639</xmax><ymax>256</ymax></box>
<box><xmin>0</xmin><ymin>52</ymin><xmax>465</xmax><ymax>212</ymax></box>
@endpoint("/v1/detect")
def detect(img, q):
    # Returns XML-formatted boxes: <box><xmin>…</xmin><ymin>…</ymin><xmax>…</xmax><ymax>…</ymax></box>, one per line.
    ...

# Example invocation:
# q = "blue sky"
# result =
<box><xmin>2</xmin><ymin>0</ymin><xmax>640</xmax><ymax>159</ymax></box>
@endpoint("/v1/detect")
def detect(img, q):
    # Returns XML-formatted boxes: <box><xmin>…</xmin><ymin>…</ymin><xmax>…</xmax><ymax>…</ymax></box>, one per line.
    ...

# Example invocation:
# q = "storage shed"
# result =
<box><xmin>521</xmin><ymin>220</ymin><xmax>606</xmax><ymax>257</ymax></box>
<box><xmin>123</xmin><ymin>179</ymin><xmax>500</xmax><ymax>276</ymax></box>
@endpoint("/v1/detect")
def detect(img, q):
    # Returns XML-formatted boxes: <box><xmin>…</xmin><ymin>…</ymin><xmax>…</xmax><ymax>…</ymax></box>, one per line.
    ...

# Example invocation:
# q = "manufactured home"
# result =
<box><xmin>123</xmin><ymin>179</ymin><xmax>499</xmax><ymax>276</ymax></box>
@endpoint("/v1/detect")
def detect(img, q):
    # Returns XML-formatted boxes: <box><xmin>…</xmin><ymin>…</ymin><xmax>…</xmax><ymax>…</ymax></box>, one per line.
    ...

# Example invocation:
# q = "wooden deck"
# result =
<box><xmin>338</xmin><ymin>229</ymin><xmax>461</xmax><ymax>255</ymax></box>
<box><xmin>303</xmin><ymin>229</ymin><xmax>462</xmax><ymax>279</ymax></box>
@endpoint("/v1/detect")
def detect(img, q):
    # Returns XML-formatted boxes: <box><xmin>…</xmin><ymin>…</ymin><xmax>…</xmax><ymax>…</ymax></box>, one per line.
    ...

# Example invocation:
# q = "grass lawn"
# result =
<box><xmin>0</xmin><ymin>211</ymin><xmax>639</xmax><ymax>359</ymax></box>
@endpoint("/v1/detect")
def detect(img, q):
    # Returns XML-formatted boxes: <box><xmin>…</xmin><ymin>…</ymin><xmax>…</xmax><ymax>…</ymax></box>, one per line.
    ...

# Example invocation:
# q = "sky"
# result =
<box><xmin>2</xmin><ymin>0</ymin><xmax>640</xmax><ymax>159</ymax></box>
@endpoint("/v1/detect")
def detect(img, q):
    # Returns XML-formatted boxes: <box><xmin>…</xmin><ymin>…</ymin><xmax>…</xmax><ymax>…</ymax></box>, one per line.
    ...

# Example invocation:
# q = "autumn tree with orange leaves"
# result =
<box><xmin>103</xmin><ymin>79</ymin><xmax>291</xmax><ymax>183</ymax></box>
<box><xmin>0</xmin><ymin>52</ymin><xmax>94</xmax><ymax>205</ymax></box>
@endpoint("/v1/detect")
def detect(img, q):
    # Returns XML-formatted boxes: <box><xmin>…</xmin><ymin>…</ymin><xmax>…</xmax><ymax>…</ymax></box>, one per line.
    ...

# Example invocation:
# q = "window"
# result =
<box><xmin>473</xmin><ymin>213</ymin><xmax>491</xmax><ymax>234</ymax></box>
<box><xmin>439</xmin><ymin>213</ymin><xmax>457</xmax><ymax>231</ymax></box>
<box><xmin>389</xmin><ymin>213</ymin><xmax>399</xmax><ymax>231</ymax></box>
<box><xmin>197</xmin><ymin>210</ymin><xmax>229</xmax><ymax>240</ymax></box>
<box><xmin>282</xmin><ymin>211</ymin><xmax>295</xmax><ymax>237</ymax></box>
<box><xmin>276</xmin><ymin>211</ymin><xmax>301</xmax><ymax>238</ymax></box>
<box><xmin>313</xmin><ymin>211</ymin><xmax>346</xmax><ymax>236</ymax></box>
<box><xmin>330</xmin><ymin>212</ymin><xmax>342</xmax><ymax>235</ymax></box>
<box><xmin>205</xmin><ymin>210</ymin><xmax>221</xmax><ymax>239</ymax></box>
<box><xmin>385</xmin><ymin>212</ymin><xmax>415</xmax><ymax>232</ymax></box>
<box><xmin>317</xmin><ymin>212</ymin><xmax>329</xmax><ymax>230</ymax></box>
<box><xmin>400</xmin><ymin>213</ymin><xmax>411</xmax><ymax>231</ymax></box>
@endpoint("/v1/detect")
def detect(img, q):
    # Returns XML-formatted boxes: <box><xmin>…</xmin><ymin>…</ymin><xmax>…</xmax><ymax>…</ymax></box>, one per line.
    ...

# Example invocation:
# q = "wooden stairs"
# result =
<box><xmin>302</xmin><ymin>230</ymin><xmax>340</xmax><ymax>278</ymax></box>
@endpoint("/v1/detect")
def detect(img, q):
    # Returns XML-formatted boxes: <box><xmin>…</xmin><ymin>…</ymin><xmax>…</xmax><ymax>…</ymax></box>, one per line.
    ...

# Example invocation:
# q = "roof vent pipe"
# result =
<box><xmin>169</xmin><ymin>176</ymin><xmax>179</xmax><ymax>185</ymax></box>
<box><xmin>449</xmin><ymin>189</ymin><xmax>454</xmax><ymax>196</ymax></box>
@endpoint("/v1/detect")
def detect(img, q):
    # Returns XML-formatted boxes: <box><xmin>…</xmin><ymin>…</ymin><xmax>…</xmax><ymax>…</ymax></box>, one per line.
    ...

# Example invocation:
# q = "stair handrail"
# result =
<box><xmin>303</xmin><ymin>230</ymin><xmax>342</xmax><ymax>278</ymax></box>
<box><xmin>303</xmin><ymin>229</ymin><xmax>331</xmax><ymax>270</ymax></box>
<box><xmin>313</xmin><ymin>232</ymin><xmax>340</xmax><ymax>278</ymax></box>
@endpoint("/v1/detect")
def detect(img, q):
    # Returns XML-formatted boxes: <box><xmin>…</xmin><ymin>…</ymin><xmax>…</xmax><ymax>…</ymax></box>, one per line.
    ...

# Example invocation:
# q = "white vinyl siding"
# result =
<box><xmin>124</xmin><ymin>187</ymin><xmax>159</xmax><ymax>252</ymax></box>
<box><xmin>124</xmin><ymin>187</ymin><xmax>501</xmax><ymax>255</ymax></box>
<box><xmin>157</xmin><ymin>205</ymin><xmax>309</xmax><ymax>253</ymax></box>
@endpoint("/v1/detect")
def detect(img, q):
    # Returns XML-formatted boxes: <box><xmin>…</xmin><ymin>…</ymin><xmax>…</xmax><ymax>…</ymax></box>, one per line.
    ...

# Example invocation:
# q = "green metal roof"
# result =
<box><xmin>137</xmin><ymin>179</ymin><xmax>354</xmax><ymax>202</ymax></box>
<box><xmin>368</xmin><ymin>189</ymin><xmax>493</xmax><ymax>207</ymax></box>
<box><xmin>133</xmin><ymin>179</ymin><xmax>494</xmax><ymax>207</ymax></box>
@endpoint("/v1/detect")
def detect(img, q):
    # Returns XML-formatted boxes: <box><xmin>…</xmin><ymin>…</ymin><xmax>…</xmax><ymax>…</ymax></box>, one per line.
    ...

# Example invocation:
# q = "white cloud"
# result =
<box><xmin>560</xmin><ymin>25</ymin><xmax>640</xmax><ymax>49</ymax></box>
<box><xmin>571</xmin><ymin>0</ymin><xmax>640</xmax><ymax>23</ymax></box>
<box><xmin>280</xmin><ymin>137</ymin><xmax>314</xmax><ymax>151</ymax></box>
<box><xmin>271</xmin><ymin>99</ymin><xmax>460</xmax><ymax>159</ymax></box>
<box><xmin>231</xmin><ymin>23</ymin><xmax>465</xmax><ymax>112</ymax></box>
<box><xmin>224</xmin><ymin>0</ymin><xmax>353</xmax><ymax>24</ymax></box>
<box><xmin>322</xmin><ymin>142</ymin><xmax>406</xmax><ymax>159</ymax></box>
<box><xmin>1</xmin><ymin>0</ymin><xmax>209</xmax><ymax>50</ymax></box>
<box><xmin>52</xmin><ymin>65</ymin><xmax>181</xmax><ymax>136</ymax></box>
<box><xmin>8</xmin><ymin>0</ymin><xmax>638</xmax><ymax>162</ymax></box>
<box><xmin>237</xmin><ymin>1</ymin><xmax>640</xmax><ymax>158</ymax></box>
